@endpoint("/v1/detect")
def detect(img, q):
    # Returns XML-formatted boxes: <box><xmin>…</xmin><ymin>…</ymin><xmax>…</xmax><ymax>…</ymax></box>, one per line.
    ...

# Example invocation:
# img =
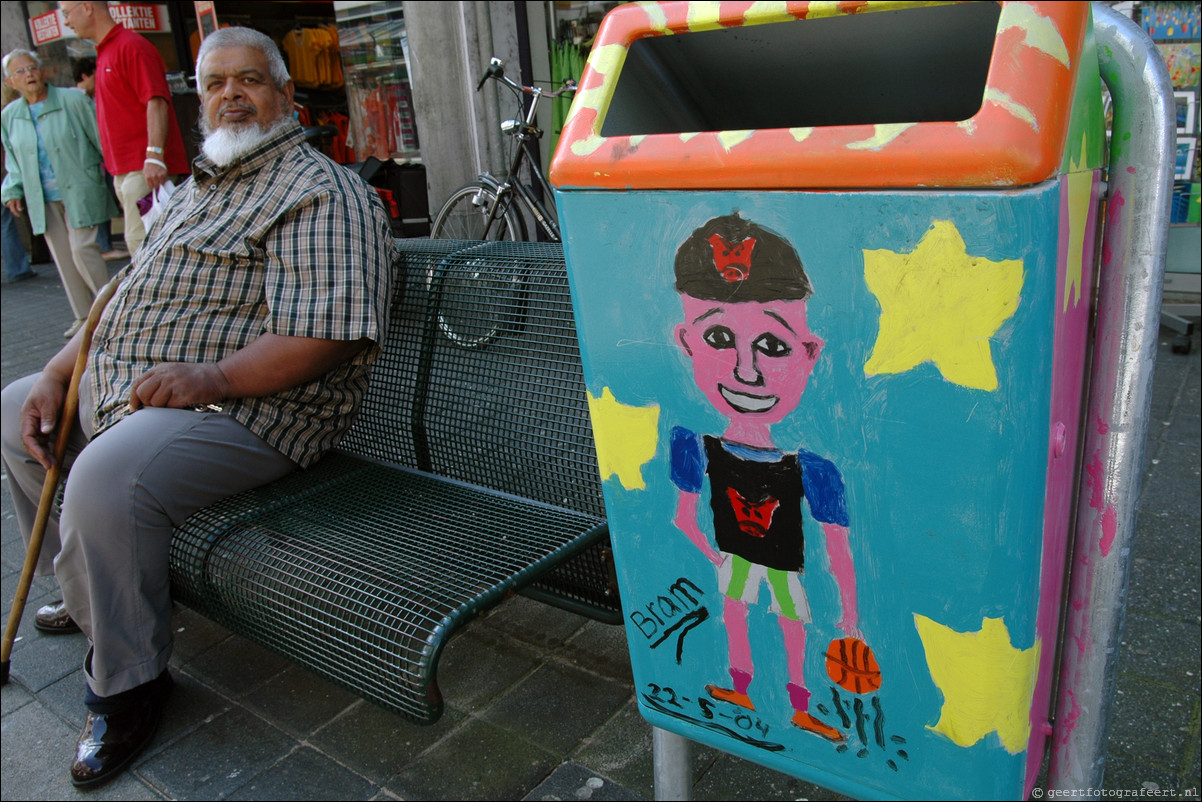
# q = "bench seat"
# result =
<box><xmin>167</xmin><ymin>239</ymin><xmax>620</xmax><ymax>725</ymax></box>
<box><xmin>171</xmin><ymin>451</ymin><xmax>606</xmax><ymax>723</ymax></box>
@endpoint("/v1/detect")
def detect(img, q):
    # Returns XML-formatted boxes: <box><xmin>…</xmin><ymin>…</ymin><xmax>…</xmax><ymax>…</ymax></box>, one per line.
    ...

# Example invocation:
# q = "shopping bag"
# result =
<box><xmin>137</xmin><ymin>180</ymin><xmax>176</xmax><ymax>230</ymax></box>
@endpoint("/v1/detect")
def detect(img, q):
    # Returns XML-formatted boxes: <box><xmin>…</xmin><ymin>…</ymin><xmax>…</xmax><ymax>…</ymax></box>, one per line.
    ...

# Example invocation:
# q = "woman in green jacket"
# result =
<box><xmin>2</xmin><ymin>49</ymin><xmax>119</xmax><ymax>337</ymax></box>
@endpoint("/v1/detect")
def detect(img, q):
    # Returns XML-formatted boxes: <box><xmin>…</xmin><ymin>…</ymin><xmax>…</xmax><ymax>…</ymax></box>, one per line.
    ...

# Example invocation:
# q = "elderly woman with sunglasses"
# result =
<box><xmin>2</xmin><ymin>49</ymin><xmax>118</xmax><ymax>337</ymax></box>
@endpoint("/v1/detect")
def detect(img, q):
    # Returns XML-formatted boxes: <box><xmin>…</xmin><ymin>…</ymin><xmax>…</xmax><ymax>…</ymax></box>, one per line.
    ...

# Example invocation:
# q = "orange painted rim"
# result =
<box><xmin>550</xmin><ymin>2</ymin><xmax>1089</xmax><ymax>190</ymax></box>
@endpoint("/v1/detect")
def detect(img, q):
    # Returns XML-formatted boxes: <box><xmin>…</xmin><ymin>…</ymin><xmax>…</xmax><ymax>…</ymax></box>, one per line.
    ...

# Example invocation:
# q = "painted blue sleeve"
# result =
<box><xmin>670</xmin><ymin>426</ymin><xmax>704</xmax><ymax>493</ymax></box>
<box><xmin>799</xmin><ymin>450</ymin><xmax>850</xmax><ymax>527</ymax></box>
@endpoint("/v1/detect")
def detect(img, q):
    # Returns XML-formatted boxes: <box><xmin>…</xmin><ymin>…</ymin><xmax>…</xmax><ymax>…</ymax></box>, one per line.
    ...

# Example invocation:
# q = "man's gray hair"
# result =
<box><xmin>2</xmin><ymin>50</ymin><xmax>41</xmax><ymax>78</ymax></box>
<box><xmin>195</xmin><ymin>27</ymin><xmax>291</xmax><ymax>92</ymax></box>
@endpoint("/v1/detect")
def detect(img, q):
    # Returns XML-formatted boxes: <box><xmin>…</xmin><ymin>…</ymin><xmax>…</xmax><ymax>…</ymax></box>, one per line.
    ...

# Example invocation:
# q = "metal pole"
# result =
<box><xmin>653</xmin><ymin>727</ymin><xmax>693</xmax><ymax>801</ymax></box>
<box><xmin>1049</xmin><ymin>3</ymin><xmax>1175</xmax><ymax>792</ymax></box>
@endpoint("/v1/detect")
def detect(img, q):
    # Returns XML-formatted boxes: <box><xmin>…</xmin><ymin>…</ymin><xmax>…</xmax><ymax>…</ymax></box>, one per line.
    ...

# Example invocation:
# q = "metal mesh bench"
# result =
<box><xmin>169</xmin><ymin>239</ymin><xmax>619</xmax><ymax>724</ymax></box>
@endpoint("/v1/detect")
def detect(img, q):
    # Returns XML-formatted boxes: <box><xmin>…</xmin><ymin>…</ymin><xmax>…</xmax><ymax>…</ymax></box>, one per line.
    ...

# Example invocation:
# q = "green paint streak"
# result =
<box><xmin>1061</xmin><ymin>5</ymin><xmax>1106</xmax><ymax>173</ymax></box>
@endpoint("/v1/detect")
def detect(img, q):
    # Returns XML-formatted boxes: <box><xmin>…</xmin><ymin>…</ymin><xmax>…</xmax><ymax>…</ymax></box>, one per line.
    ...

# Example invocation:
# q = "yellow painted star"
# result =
<box><xmin>587</xmin><ymin>387</ymin><xmax>660</xmax><ymax>490</ymax></box>
<box><xmin>913</xmin><ymin>614</ymin><xmax>1041</xmax><ymax>755</ymax></box>
<box><xmin>864</xmin><ymin>220</ymin><xmax>1024</xmax><ymax>391</ymax></box>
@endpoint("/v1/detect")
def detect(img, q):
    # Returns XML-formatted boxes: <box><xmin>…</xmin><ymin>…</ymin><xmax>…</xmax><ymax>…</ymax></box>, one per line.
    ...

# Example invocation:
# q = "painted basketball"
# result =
<box><xmin>825</xmin><ymin>637</ymin><xmax>882</xmax><ymax>694</ymax></box>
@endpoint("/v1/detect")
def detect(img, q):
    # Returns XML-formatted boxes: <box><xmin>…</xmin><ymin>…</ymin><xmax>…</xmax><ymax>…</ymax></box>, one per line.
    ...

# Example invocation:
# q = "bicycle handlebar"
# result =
<box><xmin>476</xmin><ymin>57</ymin><xmax>576</xmax><ymax>98</ymax></box>
<box><xmin>476</xmin><ymin>58</ymin><xmax>502</xmax><ymax>91</ymax></box>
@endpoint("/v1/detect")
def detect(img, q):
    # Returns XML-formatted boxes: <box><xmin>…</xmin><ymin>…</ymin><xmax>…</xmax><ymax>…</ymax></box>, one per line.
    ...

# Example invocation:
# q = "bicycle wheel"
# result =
<box><xmin>430</xmin><ymin>183</ymin><xmax>525</xmax><ymax>241</ymax></box>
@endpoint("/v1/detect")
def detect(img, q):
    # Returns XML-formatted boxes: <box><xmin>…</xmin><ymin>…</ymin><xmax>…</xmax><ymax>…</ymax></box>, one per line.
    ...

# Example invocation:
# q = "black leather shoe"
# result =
<box><xmin>34</xmin><ymin>600</ymin><xmax>81</xmax><ymax>634</ymax></box>
<box><xmin>70</xmin><ymin>674</ymin><xmax>173</xmax><ymax>787</ymax></box>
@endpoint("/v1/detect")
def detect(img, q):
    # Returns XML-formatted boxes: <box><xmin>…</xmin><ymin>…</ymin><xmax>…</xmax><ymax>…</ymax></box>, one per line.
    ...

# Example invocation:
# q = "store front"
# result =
<box><xmin>7</xmin><ymin>2</ymin><xmax>623</xmax><ymax>239</ymax></box>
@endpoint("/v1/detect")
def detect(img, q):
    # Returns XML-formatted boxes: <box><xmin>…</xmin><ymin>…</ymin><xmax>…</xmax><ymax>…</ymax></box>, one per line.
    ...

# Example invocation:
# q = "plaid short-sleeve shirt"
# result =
<box><xmin>88</xmin><ymin>122</ymin><xmax>396</xmax><ymax>467</ymax></box>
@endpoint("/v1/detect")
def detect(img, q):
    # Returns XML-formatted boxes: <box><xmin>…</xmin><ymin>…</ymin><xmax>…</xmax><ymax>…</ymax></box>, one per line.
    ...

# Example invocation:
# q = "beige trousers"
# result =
<box><xmin>112</xmin><ymin>171</ymin><xmax>151</xmax><ymax>255</ymax></box>
<box><xmin>42</xmin><ymin>201</ymin><xmax>109</xmax><ymax>321</ymax></box>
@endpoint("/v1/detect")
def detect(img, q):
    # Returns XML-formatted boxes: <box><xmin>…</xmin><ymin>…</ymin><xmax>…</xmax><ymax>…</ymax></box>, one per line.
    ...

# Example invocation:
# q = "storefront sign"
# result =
<box><xmin>195</xmin><ymin>1</ymin><xmax>218</xmax><ymax>38</ymax></box>
<box><xmin>29</xmin><ymin>11</ymin><xmax>64</xmax><ymax>46</ymax></box>
<box><xmin>29</xmin><ymin>4</ymin><xmax>170</xmax><ymax>44</ymax></box>
<box><xmin>110</xmin><ymin>4</ymin><xmax>170</xmax><ymax>33</ymax></box>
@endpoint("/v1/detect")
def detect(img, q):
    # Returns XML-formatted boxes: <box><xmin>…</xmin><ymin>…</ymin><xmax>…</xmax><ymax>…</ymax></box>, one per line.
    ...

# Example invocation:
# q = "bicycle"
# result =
<box><xmin>426</xmin><ymin>59</ymin><xmax>574</xmax><ymax>349</ymax></box>
<box><xmin>430</xmin><ymin>58</ymin><xmax>575</xmax><ymax>242</ymax></box>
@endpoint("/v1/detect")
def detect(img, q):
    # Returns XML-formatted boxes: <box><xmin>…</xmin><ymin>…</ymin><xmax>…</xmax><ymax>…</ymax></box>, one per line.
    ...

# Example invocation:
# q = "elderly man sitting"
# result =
<box><xmin>0</xmin><ymin>27</ymin><xmax>397</xmax><ymax>787</ymax></box>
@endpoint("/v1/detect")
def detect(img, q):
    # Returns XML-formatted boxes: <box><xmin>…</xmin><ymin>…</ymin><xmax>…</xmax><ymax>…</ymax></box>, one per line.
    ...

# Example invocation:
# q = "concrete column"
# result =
<box><xmin>1</xmin><ymin>3</ymin><xmax>34</xmax><ymax>58</ymax></box>
<box><xmin>403</xmin><ymin>1</ymin><xmax>522</xmax><ymax>216</ymax></box>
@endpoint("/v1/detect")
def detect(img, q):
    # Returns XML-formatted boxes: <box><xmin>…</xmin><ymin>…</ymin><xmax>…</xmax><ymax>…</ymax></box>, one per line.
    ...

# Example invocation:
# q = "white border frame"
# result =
<box><xmin>1174</xmin><ymin>135</ymin><xmax>1196</xmax><ymax>180</ymax></box>
<box><xmin>1174</xmin><ymin>90</ymin><xmax>1196</xmax><ymax>135</ymax></box>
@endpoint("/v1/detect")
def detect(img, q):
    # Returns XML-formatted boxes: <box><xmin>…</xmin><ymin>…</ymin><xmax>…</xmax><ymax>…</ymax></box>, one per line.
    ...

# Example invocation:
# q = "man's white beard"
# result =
<box><xmin>200</xmin><ymin>115</ymin><xmax>291</xmax><ymax>167</ymax></box>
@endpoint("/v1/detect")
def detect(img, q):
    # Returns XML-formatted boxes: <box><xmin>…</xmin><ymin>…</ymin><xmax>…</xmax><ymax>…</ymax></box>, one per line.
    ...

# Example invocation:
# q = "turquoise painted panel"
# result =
<box><xmin>558</xmin><ymin>185</ymin><xmax>1062</xmax><ymax>800</ymax></box>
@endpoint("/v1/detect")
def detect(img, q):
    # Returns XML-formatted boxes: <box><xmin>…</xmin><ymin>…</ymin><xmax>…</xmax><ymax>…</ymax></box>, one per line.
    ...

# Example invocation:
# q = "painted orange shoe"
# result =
<box><xmin>706</xmin><ymin>685</ymin><xmax>755</xmax><ymax>711</ymax></box>
<box><xmin>791</xmin><ymin>710</ymin><xmax>844</xmax><ymax>742</ymax></box>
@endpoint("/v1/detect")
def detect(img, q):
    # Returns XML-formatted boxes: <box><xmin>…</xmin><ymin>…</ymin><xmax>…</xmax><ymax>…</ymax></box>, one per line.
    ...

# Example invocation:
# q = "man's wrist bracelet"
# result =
<box><xmin>145</xmin><ymin>146</ymin><xmax>164</xmax><ymax>154</ymax></box>
<box><xmin>144</xmin><ymin>157</ymin><xmax>167</xmax><ymax>169</ymax></box>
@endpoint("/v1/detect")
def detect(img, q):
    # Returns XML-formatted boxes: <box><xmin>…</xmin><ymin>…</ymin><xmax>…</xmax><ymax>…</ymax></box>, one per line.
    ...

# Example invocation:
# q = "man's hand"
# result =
<box><xmin>5</xmin><ymin>198</ymin><xmax>23</xmax><ymax>217</ymax></box>
<box><xmin>142</xmin><ymin>160</ymin><xmax>169</xmax><ymax>192</ymax></box>
<box><xmin>127</xmin><ymin>336</ymin><xmax>366</xmax><ymax>412</ymax></box>
<box><xmin>20</xmin><ymin>372</ymin><xmax>70</xmax><ymax>470</ymax></box>
<box><xmin>129</xmin><ymin>362</ymin><xmax>231</xmax><ymax>411</ymax></box>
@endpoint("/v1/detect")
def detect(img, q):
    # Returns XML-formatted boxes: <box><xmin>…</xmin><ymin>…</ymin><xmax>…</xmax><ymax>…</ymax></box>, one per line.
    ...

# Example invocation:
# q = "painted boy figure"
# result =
<box><xmin>669</xmin><ymin>214</ymin><xmax>859</xmax><ymax>742</ymax></box>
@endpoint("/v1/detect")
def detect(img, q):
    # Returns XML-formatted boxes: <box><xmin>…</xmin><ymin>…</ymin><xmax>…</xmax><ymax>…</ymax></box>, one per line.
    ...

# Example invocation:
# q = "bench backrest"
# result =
<box><xmin>340</xmin><ymin>240</ymin><xmax>607</xmax><ymax>521</ymax></box>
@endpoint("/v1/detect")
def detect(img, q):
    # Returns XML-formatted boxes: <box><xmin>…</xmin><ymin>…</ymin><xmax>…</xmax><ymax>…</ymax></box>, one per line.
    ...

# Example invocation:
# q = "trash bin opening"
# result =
<box><xmin>599</xmin><ymin>1</ymin><xmax>1001</xmax><ymax>138</ymax></box>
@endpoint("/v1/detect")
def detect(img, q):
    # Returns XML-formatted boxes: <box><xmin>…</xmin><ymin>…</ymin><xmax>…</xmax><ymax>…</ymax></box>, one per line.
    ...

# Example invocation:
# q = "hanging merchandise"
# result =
<box><xmin>282</xmin><ymin>25</ymin><xmax>345</xmax><ymax>91</ymax></box>
<box><xmin>550</xmin><ymin>40</ymin><xmax>587</xmax><ymax>158</ymax></box>
<box><xmin>335</xmin><ymin>3</ymin><xmax>420</xmax><ymax>162</ymax></box>
<box><xmin>345</xmin><ymin>79</ymin><xmax>416</xmax><ymax>162</ymax></box>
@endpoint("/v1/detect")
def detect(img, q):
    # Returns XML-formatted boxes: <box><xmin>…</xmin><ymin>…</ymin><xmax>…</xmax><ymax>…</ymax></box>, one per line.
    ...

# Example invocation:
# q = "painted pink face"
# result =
<box><xmin>676</xmin><ymin>294</ymin><xmax>823</xmax><ymax>424</ymax></box>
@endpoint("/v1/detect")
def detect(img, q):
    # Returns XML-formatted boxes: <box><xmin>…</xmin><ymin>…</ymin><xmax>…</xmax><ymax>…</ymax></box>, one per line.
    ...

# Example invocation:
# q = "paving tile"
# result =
<box><xmin>0</xmin><ymin>675</ymin><xmax>35</xmax><ymax>716</ymax></box>
<box><xmin>1132</xmin><ymin>507</ymin><xmax>1202</xmax><ymax>566</ymax></box>
<box><xmin>2</xmin><ymin>625</ymin><xmax>88</xmax><ymax>694</ymax></box>
<box><xmin>1102</xmin><ymin>755</ymin><xmax>1189</xmax><ymax>797</ymax></box>
<box><xmin>227</xmin><ymin>746</ymin><xmax>376</xmax><ymax>801</ymax></box>
<box><xmin>1127</xmin><ymin>556</ymin><xmax>1202</xmax><ymax>621</ymax></box>
<box><xmin>155</xmin><ymin>670</ymin><xmax>235</xmax><ymax>744</ymax></box>
<box><xmin>34</xmin><ymin>666</ymin><xmax>88</xmax><ymax>729</ymax></box>
<box><xmin>523</xmin><ymin>760</ymin><xmax>644</xmax><ymax>801</ymax></box>
<box><xmin>1106</xmin><ymin>678</ymin><xmax>1197</xmax><ymax>773</ymax></box>
<box><xmin>1118</xmin><ymin>610</ymin><xmax>1202</xmax><ymax>694</ymax></box>
<box><xmin>169</xmin><ymin>604</ymin><xmax>240</xmax><ymax>662</ymax></box>
<box><xmin>571</xmin><ymin>698</ymin><xmax>665</xmax><ymax>800</ymax></box>
<box><xmin>136</xmin><ymin>707</ymin><xmax>294</xmax><ymax>799</ymax></box>
<box><xmin>237</xmin><ymin>664</ymin><xmax>360</xmax><ymax>737</ymax></box>
<box><xmin>182</xmin><ymin>631</ymin><xmax>295</xmax><ymax>699</ymax></box>
<box><xmin>439</xmin><ymin>624</ymin><xmax>542</xmax><ymax>714</ymax></box>
<box><xmin>1192</xmin><ymin>731</ymin><xmax>1201</xmax><ymax>791</ymax></box>
<box><xmin>481</xmin><ymin>660</ymin><xmax>633</xmax><ymax>754</ymax></box>
<box><xmin>385</xmin><ymin>716</ymin><xmax>558</xmax><ymax>801</ymax></box>
<box><xmin>692</xmin><ymin>749</ymin><xmax>850</xmax><ymax>802</ymax></box>
<box><xmin>1140</xmin><ymin>446</ymin><xmax>1202</xmax><ymax>521</ymax></box>
<box><xmin>307</xmin><ymin>698</ymin><xmax>465</xmax><ymax>784</ymax></box>
<box><xmin>484</xmin><ymin>594</ymin><xmax>589</xmax><ymax>649</ymax></box>
<box><xmin>561</xmin><ymin>619</ymin><xmax>637</xmax><ymax>685</ymax></box>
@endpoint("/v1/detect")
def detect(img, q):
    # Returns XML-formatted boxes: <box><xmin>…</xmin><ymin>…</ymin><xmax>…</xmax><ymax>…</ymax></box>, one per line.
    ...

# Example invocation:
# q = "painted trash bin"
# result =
<box><xmin>549</xmin><ymin>2</ymin><xmax>1105</xmax><ymax>799</ymax></box>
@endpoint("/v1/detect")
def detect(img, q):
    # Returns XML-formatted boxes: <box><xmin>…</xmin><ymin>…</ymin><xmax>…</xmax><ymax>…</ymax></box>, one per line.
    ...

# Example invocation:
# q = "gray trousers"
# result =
<box><xmin>1</xmin><ymin>373</ymin><xmax>296</xmax><ymax>696</ymax></box>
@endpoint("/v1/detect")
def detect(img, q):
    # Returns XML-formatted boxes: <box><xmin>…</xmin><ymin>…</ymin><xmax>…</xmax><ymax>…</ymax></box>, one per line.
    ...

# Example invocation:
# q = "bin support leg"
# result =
<box><xmin>1049</xmin><ymin>4</ymin><xmax>1175</xmax><ymax>792</ymax></box>
<box><xmin>653</xmin><ymin>727</ymin><xmax>693</xmax><ymax>801</ymax></box>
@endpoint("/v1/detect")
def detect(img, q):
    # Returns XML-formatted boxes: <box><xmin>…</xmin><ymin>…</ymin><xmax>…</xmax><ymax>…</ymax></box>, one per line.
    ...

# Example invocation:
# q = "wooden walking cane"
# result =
<box><xmin>1</xmin><ymin>277</ymin><xmax>121</xmax><ymax>684</ymax></box>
